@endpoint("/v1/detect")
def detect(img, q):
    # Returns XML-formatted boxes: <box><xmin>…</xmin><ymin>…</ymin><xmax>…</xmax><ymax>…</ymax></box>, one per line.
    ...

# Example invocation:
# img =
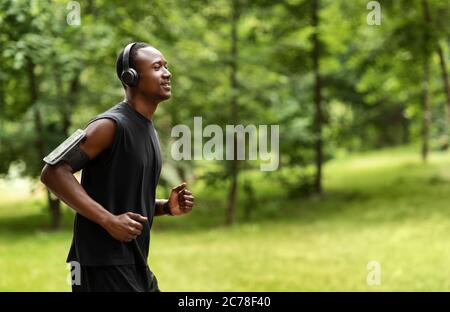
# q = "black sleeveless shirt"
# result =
<box><xmin>67</xmin><ymin>102</ymin><xmax>162</xmax><ymax>266</ymax></box>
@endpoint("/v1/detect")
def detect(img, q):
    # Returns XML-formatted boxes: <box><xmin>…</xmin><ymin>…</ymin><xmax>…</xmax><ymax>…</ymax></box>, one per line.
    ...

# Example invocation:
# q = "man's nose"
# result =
<box><xmin>162</xmin><ymin>67</ymin><xmax>171</xmax><ymax>78</ymax></box>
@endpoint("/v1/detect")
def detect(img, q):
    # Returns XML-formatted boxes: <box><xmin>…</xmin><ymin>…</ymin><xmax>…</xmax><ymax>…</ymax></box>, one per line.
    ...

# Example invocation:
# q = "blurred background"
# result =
<box><xmin>0</xmin><ymin>0</ymin><xmax>450</xmax><ymax>291</ymax></box>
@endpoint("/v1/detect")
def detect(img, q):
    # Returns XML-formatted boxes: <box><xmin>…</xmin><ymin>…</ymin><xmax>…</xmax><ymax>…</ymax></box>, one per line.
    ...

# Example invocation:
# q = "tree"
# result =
<box><xmin>311</xmin><ymin>0</ymin><xmax>323</xmax><ymax>194</ymax></box>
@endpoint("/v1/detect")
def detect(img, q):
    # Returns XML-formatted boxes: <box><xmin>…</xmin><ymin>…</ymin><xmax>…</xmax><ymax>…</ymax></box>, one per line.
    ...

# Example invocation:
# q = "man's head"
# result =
<box><xmin>116</xmin><ymin>42</ymin><xmax>171</xmax><ymax>102</ymax></box>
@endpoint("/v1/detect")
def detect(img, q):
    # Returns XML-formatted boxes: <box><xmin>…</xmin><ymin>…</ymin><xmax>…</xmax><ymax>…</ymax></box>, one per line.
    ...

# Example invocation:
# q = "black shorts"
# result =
<box><xmin>71</xmin><ymin>265</ymin><xmax>160</xmax><ymax>292</ymax></box>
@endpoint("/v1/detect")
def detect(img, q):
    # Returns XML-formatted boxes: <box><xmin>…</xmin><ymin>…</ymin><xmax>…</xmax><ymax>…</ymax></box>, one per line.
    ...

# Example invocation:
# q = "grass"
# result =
<box><xmin>1</xmin><ymin>146</ymin><xmax>450</xmax><ymax>291</ymax></box>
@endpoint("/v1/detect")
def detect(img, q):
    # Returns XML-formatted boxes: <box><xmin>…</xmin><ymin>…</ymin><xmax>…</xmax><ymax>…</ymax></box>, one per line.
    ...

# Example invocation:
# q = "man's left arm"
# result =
<box><xmin>155</xmin><ymin>182</ymin><xmax>194</xmax><ymax>216</ymax></box>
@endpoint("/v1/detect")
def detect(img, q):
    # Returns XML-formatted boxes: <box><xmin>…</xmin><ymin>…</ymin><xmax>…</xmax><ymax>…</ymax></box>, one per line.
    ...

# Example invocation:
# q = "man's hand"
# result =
<box><xmin>167</xmin><ymin>182</ymin><xmax>195</xmax><ymax>216</ymax></box>
<box><xmin>102</xmin><ymin>212</ymin><xmax>148</xmax><ymax>242</ymax></box>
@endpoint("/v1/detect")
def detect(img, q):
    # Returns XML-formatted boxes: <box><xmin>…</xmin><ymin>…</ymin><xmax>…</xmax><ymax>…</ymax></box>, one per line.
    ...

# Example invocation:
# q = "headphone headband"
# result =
<box><xmin>122</xmin><ymin>42</ymin><xmax>135</xmax><ymax>73</ymax></box>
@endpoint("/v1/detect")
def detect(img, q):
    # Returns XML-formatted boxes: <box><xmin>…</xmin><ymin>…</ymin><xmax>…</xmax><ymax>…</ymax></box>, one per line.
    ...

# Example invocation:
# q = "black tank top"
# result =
<box><xmin>67</xmin><ymin>101</ymin><xmax>162</xmax><ymax>266</ymax></box>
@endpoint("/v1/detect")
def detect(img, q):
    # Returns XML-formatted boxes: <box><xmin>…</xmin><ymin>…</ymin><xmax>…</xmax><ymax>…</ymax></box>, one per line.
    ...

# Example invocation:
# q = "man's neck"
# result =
<box><xmin>124</xmin><ymin>92</ymin><xmax>158</xmax><ymax>120</ymax></box>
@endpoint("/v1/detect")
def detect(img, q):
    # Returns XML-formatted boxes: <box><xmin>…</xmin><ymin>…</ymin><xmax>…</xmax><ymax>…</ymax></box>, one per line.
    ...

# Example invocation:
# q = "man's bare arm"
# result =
<box><xmin>40</xmin><ymin>119</ymin><xmax>147</xmax><ymax>242</ymax></box>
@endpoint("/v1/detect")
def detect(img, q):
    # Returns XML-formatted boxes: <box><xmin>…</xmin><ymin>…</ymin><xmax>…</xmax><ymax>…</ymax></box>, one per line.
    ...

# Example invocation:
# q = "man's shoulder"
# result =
<box><xmin>88</xmin><ymin>102</ymin><xmax>127</xmax><ymax>125</ymax></box>
<box><xmin>99</xmin><ymin>101</ymin><xmax>128</xmax><ymax>118</ymax></box>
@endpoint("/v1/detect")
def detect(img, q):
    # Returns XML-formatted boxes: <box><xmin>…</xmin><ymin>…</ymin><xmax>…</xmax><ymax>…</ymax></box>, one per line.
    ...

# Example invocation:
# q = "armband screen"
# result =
<box><xmin>43</xmin><ymin>129</ymin><xmax>89</xmax><ymax>172</ymax></box>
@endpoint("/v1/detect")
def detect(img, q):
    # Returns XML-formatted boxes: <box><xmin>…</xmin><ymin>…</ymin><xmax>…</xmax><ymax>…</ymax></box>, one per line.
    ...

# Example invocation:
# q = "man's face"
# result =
<box><xmin>134</xmin><ymin>47</ymin><xmax>171</xmax><ymax>102</ymax></box>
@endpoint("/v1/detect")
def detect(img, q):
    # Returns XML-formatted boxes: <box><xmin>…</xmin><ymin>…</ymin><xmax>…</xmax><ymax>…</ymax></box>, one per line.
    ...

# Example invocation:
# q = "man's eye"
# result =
<box><xmin>154</xmin><ymin>65</ymin><xmax>161</xmax><ymax>70</ymax></box>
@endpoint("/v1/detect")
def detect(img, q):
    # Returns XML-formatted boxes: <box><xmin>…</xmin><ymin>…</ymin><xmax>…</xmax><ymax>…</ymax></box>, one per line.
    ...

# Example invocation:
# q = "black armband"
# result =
<box><xmin>61</xmin><ymin>144</ymin><xmax>90</xmax><ymax>172</ymax></box>
<box><xmin>43</xmin><ymin>129</ymin><xmax>89</xmax><ymax>172</ymax></box>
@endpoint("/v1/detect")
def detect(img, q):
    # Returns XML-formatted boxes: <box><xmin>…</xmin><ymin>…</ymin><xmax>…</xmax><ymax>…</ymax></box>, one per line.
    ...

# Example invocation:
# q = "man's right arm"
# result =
<box><xmin>40</xmin><ymin>119</ymin><xmax>147</xmax><ymax>242</ymax></box>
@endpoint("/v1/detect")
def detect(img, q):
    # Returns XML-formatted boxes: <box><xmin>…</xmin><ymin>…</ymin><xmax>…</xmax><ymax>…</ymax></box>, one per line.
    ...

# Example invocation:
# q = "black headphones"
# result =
<box><xmin>120</xmin><ymin>42</ymin><xmax>139</xmax><ymax>87</ymax></box>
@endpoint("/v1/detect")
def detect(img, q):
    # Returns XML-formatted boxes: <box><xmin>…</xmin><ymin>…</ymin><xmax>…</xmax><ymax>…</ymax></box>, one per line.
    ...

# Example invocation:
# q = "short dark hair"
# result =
<box><xmin>116</xmin><ymin>42</ymin><xmax>151</xmax><ymax>88</ymax></box>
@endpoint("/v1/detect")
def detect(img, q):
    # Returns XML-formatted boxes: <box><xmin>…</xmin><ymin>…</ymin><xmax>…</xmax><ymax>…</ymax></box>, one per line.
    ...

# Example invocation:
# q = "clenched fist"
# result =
<box><xmin>167</xmin><ymin>182</ymin><xmax>195</xmax><ymax>216</ymax></box>
<box><xmin>102</xmin><ymin>212</ymin><xmax>148</xmax><ymax>242</ymax></box>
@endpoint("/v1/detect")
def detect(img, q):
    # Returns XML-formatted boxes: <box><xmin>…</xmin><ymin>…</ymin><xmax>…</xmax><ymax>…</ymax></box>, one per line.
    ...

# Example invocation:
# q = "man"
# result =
<box><xmin>40</xmin><ymin>42</ymin><xmax>194</xmax><ymax>292</ymax></box>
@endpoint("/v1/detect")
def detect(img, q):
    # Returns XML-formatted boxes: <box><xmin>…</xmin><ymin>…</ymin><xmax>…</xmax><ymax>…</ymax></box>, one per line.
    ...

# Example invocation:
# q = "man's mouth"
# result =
<box><xmin>161</xmin><ymin>82</ymin><xmax>171</xmax><ymax>90</ymax></box>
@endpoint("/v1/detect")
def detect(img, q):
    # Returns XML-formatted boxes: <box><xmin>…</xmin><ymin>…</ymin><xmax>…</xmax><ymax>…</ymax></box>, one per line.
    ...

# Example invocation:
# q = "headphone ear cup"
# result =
<box><xmin>121</xmin><ymin>68</ymin><xmax>139</xmax><ymax>87</ymax></box>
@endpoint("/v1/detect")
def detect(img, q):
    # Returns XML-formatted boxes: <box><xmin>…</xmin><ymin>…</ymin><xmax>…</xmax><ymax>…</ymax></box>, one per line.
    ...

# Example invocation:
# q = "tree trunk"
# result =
<box><xmin>243</xmin><ymin>179</ymin><xmax>255</xmax><ymax>222</ymax></box>
<box><xmin>402</xmin><ymin>108</ymin><xmax>410</xmax><ymax>144</ymax></box>
<box><xmin>312</xmin><ymin>0</ymin><xmax>323</xmax><ymax>194</ymax></box>
<box><xmin>437</xmin><ymin>44</ymin><xmax>450</xmax><ymax>128</ymax></box>
<box><xmin>226</xmin><ymin>0</ymin><xmax>240</xmax><ymax>226</ymax></box>
<box><xmin>422</xmin><ymin>0</ymin><xmax>450</xmax><ymax>150</ymax></box>
<box><xmin>421</xmin><ymin>0</ymin><xmax>431</xmax><ymax>162</ymax></box>
<box><xmin>437</xmin><ymin>44</ymin><xmax>450</xmax><ymax>150</ymax></box>
<box><xmin>175</xmin><ymin>165</ymin><xmax>187</xmax><ymax>182</ymax></box>
<box><xmin>0</xmin><ymin>73</ymin><xmax>4</xmax><ymax>149</ymax></box>
<box><xmin>27</xmin><ymin>60</ymin><xmax>45</xmax><ymax>162</ymax></box>
<box><xmin>421</xmin><ymin>66</ymin><xmax>430</xmax><ymax>162</ymax></box>
<box><xmin>47</xmin><ymin>190</ymin><xmax>61</xmax><ymax>229</ymax></box>
<box><xmin>64</xmin><ymin>70</ymin><xmax>80</xmax><ymax>136</ymax></box>
<box><xmin>28</xmin><ymin>59</ymin><xmax>62</xmax><ymax>229</ymax></box>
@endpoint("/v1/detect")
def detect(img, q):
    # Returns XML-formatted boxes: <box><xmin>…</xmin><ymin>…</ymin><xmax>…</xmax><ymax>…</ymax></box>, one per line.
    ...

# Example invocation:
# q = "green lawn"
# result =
<box><xmin>1</xmin><ymin>146</ymin><xmax>450</xmax><ymax>291</ymax></box>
